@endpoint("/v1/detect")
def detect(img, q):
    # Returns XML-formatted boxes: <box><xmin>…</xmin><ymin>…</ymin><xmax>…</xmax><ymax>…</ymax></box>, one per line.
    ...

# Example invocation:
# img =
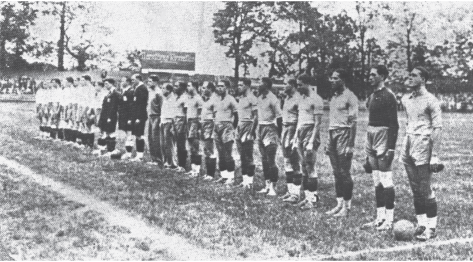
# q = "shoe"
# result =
<box><xmin>300</xmin><ymin>200</ymin><xmax>315</xmax><ymax>210</ymax></box>
<box><xmin>147</xmin><ymin>161</ymin><xmax>159</xmax><ymax>166</ymax></box>
<box><xmin>283</xmin><ymin>195</ymin><xmax>299</xmax><ymax>204</ymax></box>
<box><xmin>92</xmin><ymin>149</ymin><xmax>103</xmax><ymax>156</ymax></box>
<box><xmin>325</xmin><ymin>205</ymin><xmax>342</xmax><ymax>216</ymax></box>
<box><xmin>293</xmin><ymin>198</ymin><xmax>308</xmax><ymax>207</ymax></box>
<box><xmin>279</xmin><ymin>192</ymin><xmax>292</xmax><ymax>200</ymax></box>
<box><xmin>267</xmin><ymin>186</ymin><xmax>277</xmax><ymax>196</ymax></box>
<box><xmin>173</xmin><ymin>166</ymin><xmax>185</xmax><ymax>172</ymax></box>
<box><xmin>414</xmin><ymin>225</ymin><xmax>426</xmax><ymax>236</ymax></box>
<box><xmin>130</xmin><ymin>157</ymin><xmax>143</xmax><ymax>162</ymax></box>
<box><xmin>188</xmin><ymin>172</ymin><xmax>199</xmax><ymax>178</ymax></box>
<box><xmin>416</xmin><ymin>228</ymin><xmax>436</xmax><ymax>241</ymax></box>
<box><xmin>203</xmin><ymin>175</ymin><xmax>214</xmax><ymax>181</ymax></box>
<box><xmin>233</xmin><ymin>181</ymin><xmax>244</xmax><ymax>188</ymax></box>
<box><xmin>257</xmin><ymin>187</ymin><xmax>269</xmax><ymax>194</ymax></box>
<box><xmin>332</xmin><ymin>207</ymin><xmax>349</xmax><ymax>217</ymax></box>
<box><xmin>224</xmin><ymin>178</ymin><xmax>234</xmax><ymax>186</ymax></box>
<box><xmin>376</xmin><ymin>221</ymin><xmax>393</xmax><ymax>231</ymax></box>
<box><xmin>99</xmin><ymin>152</ymin><xmax>113</xmax><ymax>158</ymax></box>
<box><xmin>121</xmin><ymin>153</ymin><xmax>132</xmax><ymax>161</ymax></box>
<box><xmin>164</xmin><ymin>163</ymin><xmax>171</xmax><ymax>169</ymax></box>
<box><xmin>361</xmin><ymin>219</ymin><xmax>385</xmax><ymax>230</ymax></box>
<box><xmin>34</xmin><ymin>136</ymin><xmax>43</xmax><ymax>140</ymax></box>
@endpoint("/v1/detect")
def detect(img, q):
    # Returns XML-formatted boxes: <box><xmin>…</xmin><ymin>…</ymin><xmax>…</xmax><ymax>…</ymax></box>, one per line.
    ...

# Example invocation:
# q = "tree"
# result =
<box><xmin>0</xmin><ymin>2</ymin><xmax>38</xmax><ymax>70</ymax></box>
<box><xmin>213</xmin><ymin>2</ymin><xmax>272</xmax><ymax>81</ymax></box>
<box><xmin>41</xmin><ymin>1</ymin><xmax>86</xmax><ymax>71</ymax></box>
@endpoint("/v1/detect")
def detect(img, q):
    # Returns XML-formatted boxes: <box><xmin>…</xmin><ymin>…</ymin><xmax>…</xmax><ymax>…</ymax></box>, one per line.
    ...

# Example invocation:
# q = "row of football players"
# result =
<box><xmin>34</xmin><ymin>66</ymin><xmax>442</xmax><ymax>241</ymax></box>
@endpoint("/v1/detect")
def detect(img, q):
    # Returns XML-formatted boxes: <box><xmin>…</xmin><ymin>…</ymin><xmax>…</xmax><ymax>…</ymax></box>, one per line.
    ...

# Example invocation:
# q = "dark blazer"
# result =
<box><xmin>98</xmin><ymin>89</ymin><xmax>121</xmax><ymax>133</ymax></box>
<box><xmin>131</xmin><ymin>83</ymin><xmax>149</xmax><ymax>121</ymax></box>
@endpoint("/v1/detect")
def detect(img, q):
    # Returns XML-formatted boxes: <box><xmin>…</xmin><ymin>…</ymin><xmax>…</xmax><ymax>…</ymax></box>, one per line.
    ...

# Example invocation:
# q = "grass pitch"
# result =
<box><xmin>0</xmin><ymin>102</ymin><xmax>472</xmax><ymax>260</ymax></box>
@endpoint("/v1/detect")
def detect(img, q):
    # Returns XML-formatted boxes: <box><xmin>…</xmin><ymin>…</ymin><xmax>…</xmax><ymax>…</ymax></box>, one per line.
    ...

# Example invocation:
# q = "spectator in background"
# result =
<box><xmin>147</xmin><ymin>75</ymin><xmax>163</xmax><ymax>166</ymax></box>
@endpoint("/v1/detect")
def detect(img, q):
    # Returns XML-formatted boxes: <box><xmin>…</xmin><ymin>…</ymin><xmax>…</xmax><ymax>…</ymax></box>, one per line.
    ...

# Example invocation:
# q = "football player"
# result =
<box><xmin>34</xmin><ymin>82</ymin><xmax>47</xmax><ymax>140</ymax></box>
<box><xmin>185</xmin><ymin>81</ymin><xmax>203</xmax><ymax>177</ymax></box>
<box><xmin>130</xmin><ymin>74</ymin><xmax>149</xmax><ymax>161</ymax></box>
<box><xmin>292</xmin><ymin>74</ymin><xmax>323</xmax><ymax>210</ymax></box>
<box><xmin>235</xmin><ymin>78</ymin><xmax>258</xmax><ymax>188</ymax></box>
<box><xmin>200</xmin><ymin>82</ymin><xmax>217</xmax><ymax>181</ymax></box>
<box><xmin>49</xmin><ymin>79</ymin><xmax>62</xmax><ymax>141</ymax></box>
<box><xmin>401</xmin><ymin>66</ymin><xmax>442</xmax><ymax>241</ymax></box>
<box><xmin>213</xmin><ymin>80</ymin><xmax>239</xmax><ymax>185</ymax></box>
<box><xmin>118</xmin><ymin>77</ymin><xmax>135</xmax><ymax>159</ymax></box>
<box><xmin>325</xmin><ymin>69</ymin><xmax>359</xmax><ymax>217</ymax></box>
<box><xmin>256</xmin><ymin>77</ymin><xmax>282</xmax><ymax>196</ymax></box>
<box><xmin>160</xmin><ymin>83</ymin><xmax>178</xmax><ymax>169</ymax></box>
<box><xmin>81</xmin><ymin>75</ymin><xmax>98</xmax><ymax>149</ymax></box>
<box><xmin>361</xmin><ymin>65</ymin><xmax>399</xmax><ymax>231</ymax></box>
<box><xmin>278</xmin><ymin>79</ymin><xmax>301</xmax><ymax>202</ymax></box>
<box><xmin>97</xmin><ymin>78</ymin><xmax>121</xmax><ymax>157</ymax></box>
<box><xmin>63</xmin><ymin>77</ymin><xmax>75</xmax><ymax>145</ymax></box>
<box><xmin>173</xmin><ymin>81</ymin><xmax>188</xmax><ymax>172</ymax></box>
<box><xmin>92</xmin><ymin>81</ymin><xmax>109</xmax><ymax>155</ymax></box>
<box><xmin>147</xmin><ymin>75</ymin><xmax>163</xmax><ymax>166</ymax></box>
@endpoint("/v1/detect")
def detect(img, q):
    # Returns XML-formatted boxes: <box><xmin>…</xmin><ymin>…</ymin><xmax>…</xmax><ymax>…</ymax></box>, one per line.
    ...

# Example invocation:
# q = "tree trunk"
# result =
<box><xmin>57</xmin><ymin>1</ymin><xmax>66</xmax><ymax>71</ymax></box>
<box><xmin>298</xmin><ymin>22</ymin><xmax>303</xmax><ymax>73</ymax></box>
<box><xmin>0</xmin><ymin>14</ymin><xmax>10</xmax><ymax>71</ymax></box>
<box><xmin>234</xmin><ymin>32</ymin><xmax>241</xmax><ymax>82</ymax></box>
<box><xmin>406</xmin><ymin>28</ymin><xmax>412</xmax><ymax>71</ymax></box>
<box><xmin>360</xmin><ymin>28</ymin><xmax>366</xmax><ymax>82</ymax></box>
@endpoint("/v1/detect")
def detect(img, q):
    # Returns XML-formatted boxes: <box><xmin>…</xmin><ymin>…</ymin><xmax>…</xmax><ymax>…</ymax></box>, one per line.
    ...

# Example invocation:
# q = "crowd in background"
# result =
<box><xmin>0</xmin><ymin>76</ymin><xmax>37</xmax><ymax>94</ymax></box>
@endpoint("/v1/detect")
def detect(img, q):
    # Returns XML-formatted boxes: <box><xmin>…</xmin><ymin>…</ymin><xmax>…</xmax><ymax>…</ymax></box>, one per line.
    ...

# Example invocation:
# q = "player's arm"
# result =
<box><xmin>346</xmin><ymin>94</ymin><xmax>359</xmax><ymax>156</ymax></box>
<box><xmin>232</xmin><ymin>98</ymin><xmax>239</xmax><ymax>128</ymax></box>
<box><xmin>273</xmin><ymin>97</ymin><xmax>283</xmax><ymax>136</ymax></box>
<box><xmin>430</xmin><ymin>100</ymin><xmax>443</xmax><ymax>157</ymax></box>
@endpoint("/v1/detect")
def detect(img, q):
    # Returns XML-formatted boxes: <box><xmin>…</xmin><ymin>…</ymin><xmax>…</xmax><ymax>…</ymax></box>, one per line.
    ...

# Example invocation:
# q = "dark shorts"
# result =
<box><xmin>237</xmin><ymin>121</ymin><xmax>254</xmax><ymax>143</ymax></box>
<box><xmin>214</xmin><ymin>121</ymin><xmax>234</xmax><ymax>144</ymax></box>
<box><xmin>187</xmin><ymin>118</ymin><xmax>200</xmax><ymax>139</ymax></box>
<box><xmin>328</xmin><ymin>128</ymin><xmax>350</xmax><ymax>156</ymax></box>
<box><xmin>365</xmin><ymin>126</ymin><xmax>389</xmax><ymax>157</ymax></box>
<box><xmin>297</xmin><ymin>124</ymin><xmax>320</xmax><ymax>151</ymax></box>
<box><xmin>257</xmin><ymin>124</ymin><xmax>279</xmax><ymax>147</ymax></box>
<box><xmin>174</xmin><ymin>117</ymin><xmax>186</xmax><ymax>134</ymax></box>
<box><xmin>132</xmin><ymin>119</ymin><xmax>146</xmax><ymax>137</ymax></box>
<box><xmin>281</xmin><ymin>123</ymin><xmax>296</xmax><ymax>157</ymax></box>
<box><xmin>201</xmin><ymin>120</ymin><xmax>214</xmax><ymax>140</ymax></box>
<box><xmin>118</xmin><ymin>110</ymin><xmax>133</xmax><ymax>131</ymax></box>
<box><xmin>401</xmin><ymin>134</ymin><xmax>432</xmax><ymax>166</ymax></box>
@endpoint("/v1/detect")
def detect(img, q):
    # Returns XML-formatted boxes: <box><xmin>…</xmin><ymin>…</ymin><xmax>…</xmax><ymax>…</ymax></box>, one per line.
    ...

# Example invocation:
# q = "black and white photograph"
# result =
<box><xmin>0</xmin><ymin>1</ymin><xmax>472</xmax><ymax>260</ymax></box>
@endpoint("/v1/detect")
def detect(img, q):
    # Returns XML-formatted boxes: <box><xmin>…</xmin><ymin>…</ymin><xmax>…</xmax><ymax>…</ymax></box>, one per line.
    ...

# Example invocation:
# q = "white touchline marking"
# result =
<box><xmin>0</xmin><ymin>156</ymin><xmax>224</xmax><ymax>260</ymax></box>
<box><xmin>311</xmin><ymin>236</ymin><xmax>473</xmax><ymax>260</ymax></box>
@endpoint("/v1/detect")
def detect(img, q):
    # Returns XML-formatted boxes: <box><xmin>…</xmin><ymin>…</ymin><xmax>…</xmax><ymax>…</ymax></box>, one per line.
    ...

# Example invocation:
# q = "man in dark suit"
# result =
<box><xmin>97</xmin><ymin>78</ymin><xmax>122</xmax><ymax>157</ymax></box>
<box><xmin>130</xmin><ymin>74</ymin><xmax>149</xmax><ymax>161</ymax></box>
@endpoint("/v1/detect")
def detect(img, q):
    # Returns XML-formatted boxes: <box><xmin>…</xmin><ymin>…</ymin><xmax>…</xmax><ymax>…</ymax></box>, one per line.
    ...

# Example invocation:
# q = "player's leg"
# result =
<box><xmin>221</xmin><ymin>122</ymin><xmax>236</xmax><ymax>185</ymax></box>
<box><xmin>326</xmin><ymin>131</ymin><xmax>344</xmax><ymax>215</ymax></box>
<box><xmin>332</xmin><ymin>129</ymin><xmax>353</xmax><ymax>217</ymax></box>
<box><xmin>280</xmin><ymin>125</ymin><xmax>296</xmax><ymax>199</ymax></box>
<box><xmin>187</xmin><ymin>119</ymin><xmax>201</xmax><ymax>176</ymax></box>
<box><xmin>132</xmin><ymin>119</ymin><xmax>146</xmax><ymax>162</ymax></box>
<box><xmin>173</xmin><ymin>117</ymin><xmax>187</xmax><ymax>170</ymax></box>
<box><xmin>415</xmin><ymin>164</ymin><xmax>437</xmax><ymax>241</ymax></box>
<box><xmin>214</xmin><ymin>124</ymin><xmax>228</xmax><ymax>183</ymax></box>
<box><xmin>256</xmin><ymin>132</ymin><xmax>271</xmax><ymax>194</ymax></box>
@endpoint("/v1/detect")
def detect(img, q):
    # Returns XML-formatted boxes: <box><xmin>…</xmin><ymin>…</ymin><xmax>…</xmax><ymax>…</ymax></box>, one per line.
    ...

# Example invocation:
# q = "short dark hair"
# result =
<box><xmin>288</xmin><ymin>78</ymin><xmax>297</xmax><ymax>87</ymax></box>
<box><xmin>333</xmin><ymin>68</ymin><xmax>349</xmax><ymax>83</ymax></box>
<box><xmin>297</xmin><ymin>74</ymin><xmax>312</xmax><ymax>85</ymax></box>
<box><xmin>82</xmin><ymin>75</ymin><xmax>91</xmax><ymax>82</ymax></box>
<box><xmin>241</xmin><ymin>78</ymin><xmax>251</xmax><ymax>86</ymax></box>
<box><xmin>149</xmin><ymin>75</ymin><xmax>159</xmax><ymax>83</ymax></box>
<box><xmin>132</xmin><ymin>74</ymin><xmax>142</xmax><ymax>81</ymax></box>
<box><xmin>97</xmin><ymin>81</ymin><xmax>104</xmax><ymax>87</ymax></box>
<box><xmin>413</xmin><ymin>66</ymin><xmax>429</xmax><ymax>82</ymax></box>
<box><xmin>191</xmin><ymin>81</ymin><xmax>199</xmax><ymax>88</ymax></box>
<box><xmin>104</xmin><ymin>78</ymin><xmax>116</xmax><ymax>86</ymax></box>
<box><xmin>261</xmin><ymin>77</ymin><xmax>272</xmax><ymax>89</ymax></box>
<box><xmin>66</xmin><ymin>77</ymin><xmax>74</xmax><ymax>84</ymax></box>
<box><xmin>125</xmin><ymin>77</ymin><xmax>132</xmax><ymax>84</ymax></box>
<box><xmin>51</xmin><ymin>78</ymin><xmax>61</xmax><ymax>85</ymax></box>
<box><xmin>165</xmin><ymin>84</ymin><xmax>174</xmax><ymax>92</ymax></box>
<box><xmin>222</xmin><ymin>80</ymin><xmax>231</xmax><ymax>88</ymax></box>
<box><xmin>179</xmin><ymin>82</ymin><xmax>187</xmax><ymax>89</ymax></box>
<box><xmin>372</xmin><ymin>65</ymin><xmax>389</xmax><ymax>80</ymax></box>
<box><xmin>207</xmin><ymin>82</ymin><xmax>216</xmax><ymax>92</ymax></box>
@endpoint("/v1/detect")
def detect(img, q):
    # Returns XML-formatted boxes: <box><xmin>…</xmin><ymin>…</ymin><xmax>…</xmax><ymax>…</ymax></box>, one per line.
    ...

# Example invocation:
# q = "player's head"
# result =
<box><xmin>81</xmin><ymin>75</ymin><xmax>91</xmax><ymax>84</ymax></box>
<box><xmin>285</xmin><ymin>78</ymin><xmax>297</xmax><ymax>94</ymax></box>
<box><xmin>216</xmin><ymin>81</ymin><xmax>227</xmax><ymax>96</ymax></box>
<box><xmin>297</xmin><ymin>74</ymin><xmax>311</xmax><ymax>96</ymax></box>
<box><xmin>238</xmin><ymin>78</ymin><xmax>251</xmax><ymax>95</ymax></box>
<box><xmin>369</xmin><ymin>65</ymin><xmax>389</xmax><ymax>88</ymax></box>
<box><xmin>50</xmin><ymin>78</ymin><xmax>61</xmax><ymax>88</ymax></box>
<box><xmin>330</xmin><ymin>68</ymin><xmax>348</xmax><ymax>92</ymax></box>
<box><xmin>175</xmin><ymin>81</ymin><xmax>187</xmax><ymax>95</ymax></box>
<box><xmin>202</xmin><ymin>81</ymin><xmax>215</xmax><ymax>97</ymax></box>
<box><xmin>187</xmin><ymin>81</ymin><xmax>197</xmax><ymax>95</ymax></box>
<box><xmin>148</xmin><ymin>75</ymin><xmax>160</xmax><ymax>90</ymax></box>
<box><xmin>406</xmin><ymin>66</ymin><xmax>429</xmax><ymax>89</ymax></box>
<box><xmin>163</xmin><ymin>83</ymin><xmax>173</xmax><ymax>96</ymax></box>
<box><xmin>66</xmin><ymin>77</ymin><xmax>74</xmax><ymax>87</ymax></box>
<box><xmin>104</xmin><ymin>78</ymin><xmax>116</xmax><ymax>90</ymax></box>
<box><xmin>131</xmin><ymin>74</ymin><xmax>142</xmax><ymax>85</ymax></box>
<box><xmin>259</xmin><ymin>77</ymin><xmax>272</xmax><ymax>93</ymax></box>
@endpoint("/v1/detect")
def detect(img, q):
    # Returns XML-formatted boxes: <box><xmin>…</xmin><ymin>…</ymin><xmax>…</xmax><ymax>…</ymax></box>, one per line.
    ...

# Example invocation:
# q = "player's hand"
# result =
<box><xmin>384</xmin><ymin>150</ymin><xmax>395</xmax><ymax>166</ymax></box>
<box><xmin>135</xmin><ymin>119</ymin><xmax>140</xmax><ymax>124</ymax></box>
<box><xmin>107</xmin><ymin>118</ymin><xmax>111</xmax><ymax>123</ymax></box>
<box><xmin>344</xmin><ymin>146</ymin><xmax>354</xmax><ymax>157</ymax></box>
<box><xmin>305</xmin><ymin>143</ymin><xmax>313</xmax><ymax>152</ymax></box>
<box><xmin>429</xmin><ymin>155</ymin><xmax>444</xmax><ymax>173</ymax></box>
<box><xmin>127</xmin><ymin>120</ymin><xmax>132</xmax><ymax>125</ymax></box>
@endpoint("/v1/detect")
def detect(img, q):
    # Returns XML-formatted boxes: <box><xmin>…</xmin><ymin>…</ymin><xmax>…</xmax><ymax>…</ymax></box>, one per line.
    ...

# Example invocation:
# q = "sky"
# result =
<box><xmin>29</xmin><ymin>1</ymin><xmax>473</xmax><ymax>77</ymax></box>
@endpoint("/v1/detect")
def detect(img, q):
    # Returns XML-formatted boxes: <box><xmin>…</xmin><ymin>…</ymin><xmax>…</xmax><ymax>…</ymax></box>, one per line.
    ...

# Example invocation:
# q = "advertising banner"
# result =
<box><xmin>140</xmin><ymin>50</ymin><xmax>195</xmax><ymax>71</ymax></box>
